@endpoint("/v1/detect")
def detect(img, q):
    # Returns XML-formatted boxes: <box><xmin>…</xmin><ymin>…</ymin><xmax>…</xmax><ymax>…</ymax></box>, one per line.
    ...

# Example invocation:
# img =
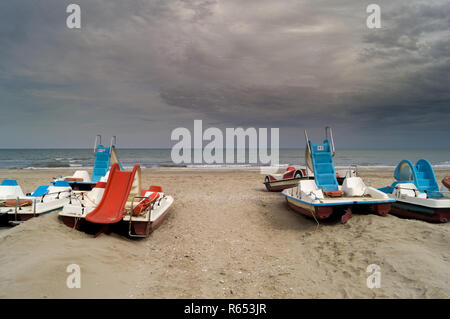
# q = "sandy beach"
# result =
<box><xmin>0</xmin><ymin>168</ymin><xmax>449</xmax><ymax>299</ymax></box>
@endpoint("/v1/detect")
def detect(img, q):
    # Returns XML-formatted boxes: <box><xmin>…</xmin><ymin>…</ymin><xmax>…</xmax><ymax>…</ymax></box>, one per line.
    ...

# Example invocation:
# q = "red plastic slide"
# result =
<box><xmin>86</xmin><ymin>163</ymin><xmax>140</xmax><ymax>224</ymax></box>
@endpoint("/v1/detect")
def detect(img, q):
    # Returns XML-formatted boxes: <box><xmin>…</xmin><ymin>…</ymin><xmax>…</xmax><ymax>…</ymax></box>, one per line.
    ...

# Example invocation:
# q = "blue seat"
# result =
<box><xmin>31</xmin><ymin>185</ymin><xmax>49</xmax><ymax>197</ymax></box>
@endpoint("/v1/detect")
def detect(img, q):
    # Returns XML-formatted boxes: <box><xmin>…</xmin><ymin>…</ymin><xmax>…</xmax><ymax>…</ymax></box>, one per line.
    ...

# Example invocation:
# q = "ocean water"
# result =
<box><xmin>0</xmin><ymin>148</ymin><xmax>449</xmax><ymax>169</ymax></box>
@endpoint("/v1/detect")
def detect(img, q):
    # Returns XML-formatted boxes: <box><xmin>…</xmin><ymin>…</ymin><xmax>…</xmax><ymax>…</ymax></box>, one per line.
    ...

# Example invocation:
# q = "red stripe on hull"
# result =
<box><xmin>9</xmin><ymin>214</ymin><xmax>36</xmax><ymax>222</ymax></box>
<box><xmin>264</xmin><ymin>182</ymin><xmax>298</xmax><ymax>192</ymax></box>
<box><xmin>60</xmin><ymin>216</ymin><xmax>83</xmax><ymax>229</ymax></box>
<box><xmin>131</xmin><ymin>208</ymin><xmax>171</xmax><ymax>236</ymax></box>
<box><xmin>390</xmin><ymin>206</ymin><xmax>450</xmax><ymax>223</ymax></box>
<box><xmin>286</xmin><ymin>199</ymin><xmax>333</xmax><ymax>219</ymax></box>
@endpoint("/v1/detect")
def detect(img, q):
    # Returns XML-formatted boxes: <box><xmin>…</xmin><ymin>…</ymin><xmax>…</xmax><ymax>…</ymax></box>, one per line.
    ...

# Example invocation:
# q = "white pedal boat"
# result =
<box><xmin>281</xmin><ymin>127</ymin><xmax>393</xmax><ymax>223</ymax></box>
<box><xmin>282</xmin><ymin>177</ymin><xmax>394</xmax><ymax>223</ymax></box>
<box><xmin>59</xmin><ymin>164</ymin><xmax>174</xmax><ymax>238</ymax></box>
<box><xmin>53</xmin><ymin>135</ymin><xmax>121</xmax><ymax>191</ymax></box>
<box><xmin>379</xmin><ymin>159</ymin><xmax>450</xmax><ymax>223</ymax></box>
<box><xmin>0</xmin><ymin>179</ymin><xmax>72</xmax><ymax>225</ymax></box>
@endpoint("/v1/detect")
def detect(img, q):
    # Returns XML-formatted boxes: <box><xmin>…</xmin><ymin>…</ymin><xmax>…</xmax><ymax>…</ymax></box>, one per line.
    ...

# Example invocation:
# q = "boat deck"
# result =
<box><xmin>283</xmin><ymin>187</ymin><xmax>394</xmax><ymax>206</ymax></box>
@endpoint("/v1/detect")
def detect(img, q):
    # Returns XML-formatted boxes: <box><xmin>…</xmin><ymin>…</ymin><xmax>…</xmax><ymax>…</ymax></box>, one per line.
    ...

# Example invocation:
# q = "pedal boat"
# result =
<box><xmin>0</xmin><ymin>179</ymin><xmax>72</xmax><ymax>225</ymax></box>
<box><xmin>282</xmin><ymin>178</ymin><xmax>394</xmax><ymax>223</ymax></box>
<box><xmin>264</xmin><ymin>166</ymin><xmax>357</xmax><ymax>192</ymax></box>
<box><xmin>379</xmin><ymin>159</ymin><xmax>450</xmax><ymax>223</ymax></box>
<box><xmin>59</xmin><ymin>163</ymin><xmax>174</xmax><ymax>238</ymax></box>
<box><xmin>281</xmin><ymin>127</ymin><xmax>393</xmax><ymax>223</ymax></box>
<box><xmin>264</xmin><ymin>167</ymin><xmax>308</xmax><ymax>192</ymax></box>
<box><xmin>53</xmin><ymin>135</ymin><xmax>122</xmax><ymax>191</ymax></box>
<box><xmin>58</xmin><ymin>181</ymin><xmax>107</xmax><ymax>230</ymax></box>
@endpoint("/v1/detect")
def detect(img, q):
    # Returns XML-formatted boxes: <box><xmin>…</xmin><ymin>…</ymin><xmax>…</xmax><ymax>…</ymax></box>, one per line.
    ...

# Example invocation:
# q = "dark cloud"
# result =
<box><xmin>0</xmin><ymin>0</ymin><xmax>448</xmax><ymax>148</ymax></box>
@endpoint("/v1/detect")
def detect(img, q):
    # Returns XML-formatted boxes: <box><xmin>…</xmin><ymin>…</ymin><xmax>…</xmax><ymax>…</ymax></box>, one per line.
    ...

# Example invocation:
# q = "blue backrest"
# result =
<box><xmin>54</xmin><ymin>180</ymin><xmax>71</xmax><ymax>187</ymax></box>
<box><xmin>414</xmin><ymin>159</ymin><xmax>440</xmax><ymax>196</ymax></box>
<box><xmin>31</xmin><ymin>185</ymin><xmax>49</xmax><ymax>197</ymax></box>
<box><xmin>1</xmin><ymin>179</ymin><xmax>19</xmax><ymax>186</ymax></box>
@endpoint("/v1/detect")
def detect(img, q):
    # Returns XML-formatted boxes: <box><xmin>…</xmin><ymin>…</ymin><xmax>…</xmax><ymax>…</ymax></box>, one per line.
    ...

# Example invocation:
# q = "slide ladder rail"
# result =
<box><xmin>86</xmin><ymin>163</ymin><xmax>140</xmax><ymax>224</ymax></box>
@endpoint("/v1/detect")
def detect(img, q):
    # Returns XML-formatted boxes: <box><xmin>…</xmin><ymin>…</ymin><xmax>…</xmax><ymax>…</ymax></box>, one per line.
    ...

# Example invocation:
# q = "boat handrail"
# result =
<box><xmin>345</xmin><ymin>164</ymin><xmax>358</xmax><ymax>177</ymax></box>
<box><xmin>325</xmin><ymin>126</ymin><xmax>335</xmax><ymax>156</ymax></box>
<box><xmin>304</xmin><ymin>129</ymin><xmax>311</xmax><ymax>153</ymax></box>
<box><xmin>110</xmin><ymin>136</ymin><xmax>117</xmax><ymax>155</ymax></box>
<box><xmin>94</xmin><ymin>134</ymin><xmax>101</xmax><ymax>154</ymax></box>
<box><xmin>128</xmin><ymin>195</ymin><xmax>154</xmax><ymax>238</ymax></box>
<box><xmin>304</xmin><ymin>129</ymin><xmax>312</xmax><ymax>178</ymax></box>
<box><xmin>67</xmin><ymin>192</ymin><xmax>86</xmax><ymax>207</ymax></box>
<box><xmin>33</xmin><ymin>198</ymin><xmax>37</xmax><ymax>216</ymax></box>
<box><xmin>39</xmin><ymin>189</ymin><xmax>72</xmax><ymax>202</ymax></box>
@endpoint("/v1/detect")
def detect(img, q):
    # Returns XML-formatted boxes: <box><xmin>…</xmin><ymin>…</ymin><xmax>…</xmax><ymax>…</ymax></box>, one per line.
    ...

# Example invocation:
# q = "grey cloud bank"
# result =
<box><xmin>0</xmin><ymin>0</ymin><xmax>448</xmax><ymax>148</ymax></box>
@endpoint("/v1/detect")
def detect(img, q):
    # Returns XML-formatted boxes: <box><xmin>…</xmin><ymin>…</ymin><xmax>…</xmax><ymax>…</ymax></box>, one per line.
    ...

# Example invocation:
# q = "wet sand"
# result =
<box><xmin>0</xmin><ymin>168</ymin><xmax>449</xmax><ymax>298</ymax></box>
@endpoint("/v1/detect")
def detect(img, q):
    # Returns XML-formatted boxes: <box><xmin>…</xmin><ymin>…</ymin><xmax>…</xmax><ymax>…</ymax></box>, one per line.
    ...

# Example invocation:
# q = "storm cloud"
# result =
<box><xmin>0</xmin><ymin>0</ymin><xmax>448</xmax><ymax>148</ymax></box>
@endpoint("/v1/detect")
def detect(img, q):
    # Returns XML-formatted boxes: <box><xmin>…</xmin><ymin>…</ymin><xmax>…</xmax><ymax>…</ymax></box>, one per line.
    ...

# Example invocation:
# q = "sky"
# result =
<box><xmin>0</xmin><ymin>0</ymin><xmax>449</xmax><ymax>149</ymax></box>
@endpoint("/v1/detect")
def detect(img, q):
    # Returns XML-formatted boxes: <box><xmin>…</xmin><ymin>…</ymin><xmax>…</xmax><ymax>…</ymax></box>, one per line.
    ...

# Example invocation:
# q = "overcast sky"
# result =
<box><xmin>0</xmin><ymin>0</ymin><xmax>449</xmax><ymax>148</ymax></box>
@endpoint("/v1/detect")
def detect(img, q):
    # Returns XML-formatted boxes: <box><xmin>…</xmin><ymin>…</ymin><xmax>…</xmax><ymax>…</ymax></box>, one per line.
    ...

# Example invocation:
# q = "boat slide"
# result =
<box><xmin>59</xmin><ymin>163</ymin><xmax>174</xmax><ymax>237</ymax></box>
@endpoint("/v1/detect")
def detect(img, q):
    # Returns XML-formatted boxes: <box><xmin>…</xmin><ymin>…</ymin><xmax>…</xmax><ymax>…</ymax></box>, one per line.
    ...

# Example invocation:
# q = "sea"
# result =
<box><xmin>0</xmin><ymin>149</ymin><xmax>449</xmax><ymax>170</ymax></box>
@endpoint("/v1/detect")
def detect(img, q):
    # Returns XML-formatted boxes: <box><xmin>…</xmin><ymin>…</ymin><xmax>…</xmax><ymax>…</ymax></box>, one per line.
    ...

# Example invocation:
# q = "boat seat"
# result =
<box><xmin>299</xmin><ymin>180</ymin><xmax>324</xmax><ymax>200</ymax></box>
<box><xmin>394</xmin><ymin>183</ymin><xmax>427</xmax><ymax>199</ymax></box>
<box><xmin>342</xmin><ymin>177</ymin><xmax>366</xmax><ymax>197</ymax></box>
<box><xmin>148</xmin><ymin>185</ymin><xmax>163</xmax><ymax>193</ymax></box>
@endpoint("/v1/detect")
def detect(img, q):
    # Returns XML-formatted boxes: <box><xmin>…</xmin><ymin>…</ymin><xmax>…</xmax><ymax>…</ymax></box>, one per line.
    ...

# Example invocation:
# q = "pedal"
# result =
<box><xmin>341</xmin><ymin>208</ymin><xmax>352</xmax><ymax>224</ymax></box>
<box><xmin>8</xmin><ymin>220</ymin><xmax>23</xmax><ymax>226</ymax></box>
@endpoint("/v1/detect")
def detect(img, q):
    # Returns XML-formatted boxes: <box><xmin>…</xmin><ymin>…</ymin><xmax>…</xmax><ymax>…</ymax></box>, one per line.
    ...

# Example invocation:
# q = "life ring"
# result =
<box><xmin>133</xmin><ymin>192</ymin><xmax>160</xmax><ymax>216</ymax></box>
<box><xmin>442</xmin><ymin>176</ymin><xmax>450</xmax><ymax>190</ymax></box>
<box><xmin>324</xmin><ymin>190</ymin><xmax>344</xmax><ymax>197</ymax></box>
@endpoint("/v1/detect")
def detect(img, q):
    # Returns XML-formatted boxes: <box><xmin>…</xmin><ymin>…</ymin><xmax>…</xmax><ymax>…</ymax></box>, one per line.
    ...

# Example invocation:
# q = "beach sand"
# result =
<box><xmin>0</xmin><ymin>168</ymin><xmax>449</xmax><ymax>298</ymax></box>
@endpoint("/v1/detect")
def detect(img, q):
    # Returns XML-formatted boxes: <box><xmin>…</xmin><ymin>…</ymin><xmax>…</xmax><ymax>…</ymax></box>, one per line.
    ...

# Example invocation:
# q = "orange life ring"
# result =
<box><xmin>324</xmin><ymin>190</ymin><xmax>344</xmax><ymax>197</ymax></box>
<box><xmin>442</xmin><ymin>176</ymin><xmax>450</xmax><ymax>190</ymax></box>
<box><xmin>133</xmin><ymin>192</ymin><xmax>160</xmax><ymax>216</ymax></box>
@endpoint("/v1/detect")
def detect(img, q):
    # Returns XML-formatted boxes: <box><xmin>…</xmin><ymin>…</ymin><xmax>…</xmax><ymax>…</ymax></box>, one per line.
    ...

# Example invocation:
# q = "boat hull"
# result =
<box><xmin>60</xmin><ymin>206</ymin><xmax>172</xmax><ymax>237</ymax></box>
<box><xmin>60</xmin><ymin>215</ymin><xmax>83</xmax><ymax>230</ymax></box>
<box><xmin>390</xmin><ymin>202</ymin><xmax>450</xmax><ymax>223</ymax></box>
<box><xmin>5</xmin><ymin>205</ymin><xmax>66</xmax><ymax>225</ymax></box>
<box><xmin>130</xmin><ymin>206</ymin><xmax>171</xmax><ymax>236</ymax></box>
<box><xmin>285</xmin><ymin>196</ymin><xmax>391</xmax><ymax>220</ymax></box>
<box><xmin>264</xmin><ymin>178</ymin><xmax>303</xmax><ymax>192</ymax></box>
